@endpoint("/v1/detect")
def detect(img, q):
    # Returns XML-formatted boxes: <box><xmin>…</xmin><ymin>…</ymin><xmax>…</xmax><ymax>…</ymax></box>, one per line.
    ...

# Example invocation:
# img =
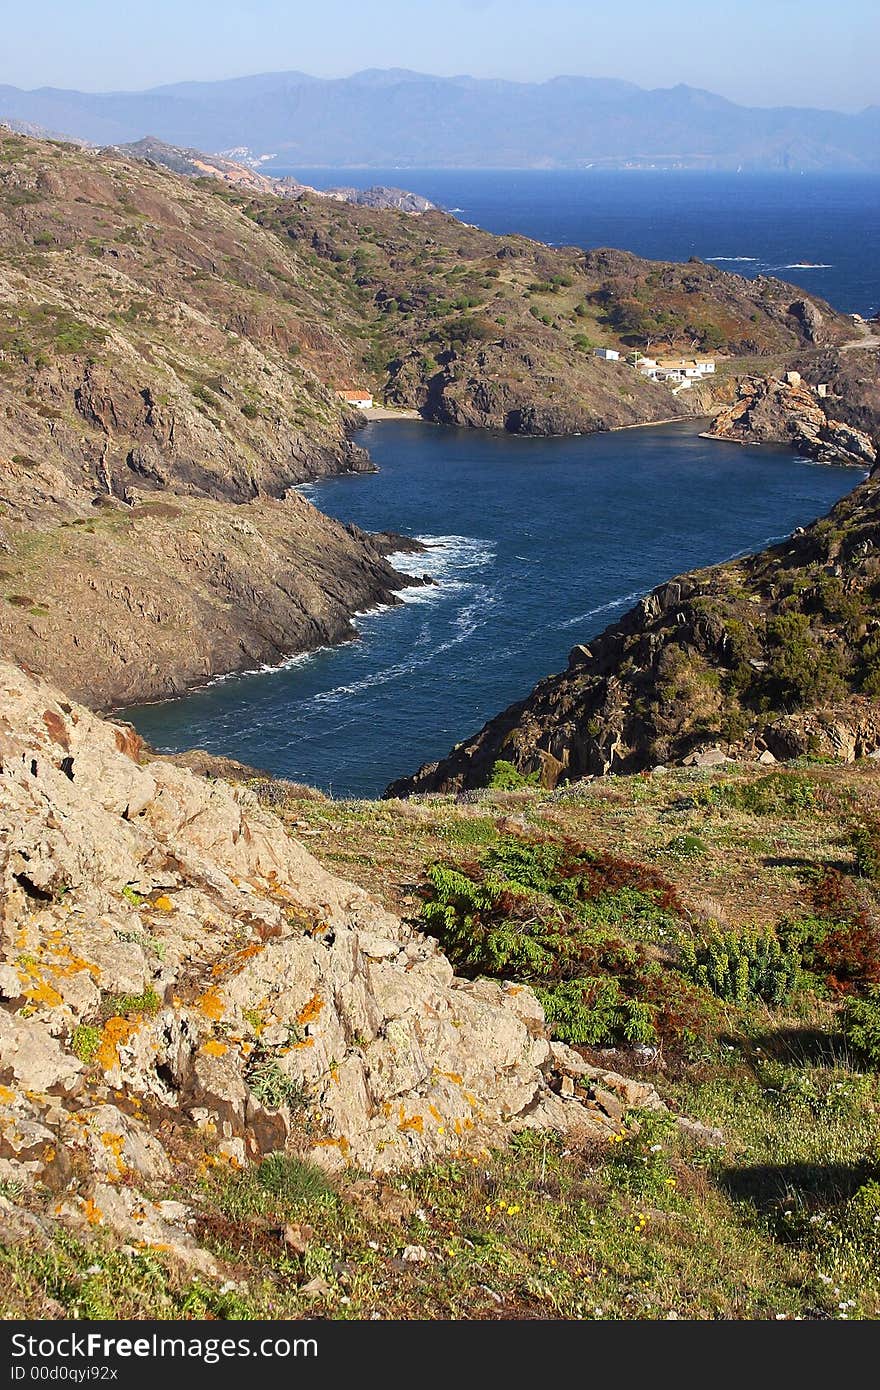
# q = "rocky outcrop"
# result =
<box><xmin>706</xmin><ymin>373</ymin><xmax>877</xmax><ymax>466</ymax></box>
<box><xmin>107</xmin><ymin>139</ymin><xmax>437</xmax><ymax>213</ymax></box>
<box><xmin>0</xmin><ymin>490</ymin><xmax>420</xmax><ymax>708</ymax></box>
<box><xmin>323</xmin><ymin>185</ymin><xmax>436</xmax><ymax>213</ymax></box>
<box><xmin>388</xmin><ymin>470</ymin><xmax>880</xmax><ymax>794</ymax></box>
<box><xmin>385</xmin><ymin>337</ymin><xmax>687</xmax><ymax>435</ymax></box>
<box><xmin>0</xmin><ymin>662</ymin><xmax>669</xmax><ymax>1264</ymax></box>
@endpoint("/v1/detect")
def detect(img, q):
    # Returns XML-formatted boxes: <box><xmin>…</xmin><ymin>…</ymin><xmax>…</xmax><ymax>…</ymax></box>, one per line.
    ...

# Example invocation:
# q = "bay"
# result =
<box><xmin>127</xmin><ymin>421</ymin><xmax>855</xmax><ymax>796</ymax></box>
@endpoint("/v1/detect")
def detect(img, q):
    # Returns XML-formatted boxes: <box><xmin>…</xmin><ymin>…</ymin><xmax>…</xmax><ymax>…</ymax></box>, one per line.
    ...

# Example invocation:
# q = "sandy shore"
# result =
<box><xmin>362</xmin><ymin>406</ymin><xmax>422</xmax><ymax>421</ymax></box>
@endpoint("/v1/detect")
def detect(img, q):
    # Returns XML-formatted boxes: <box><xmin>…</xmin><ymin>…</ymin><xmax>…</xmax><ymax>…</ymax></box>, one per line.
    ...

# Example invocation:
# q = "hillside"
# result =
<box><xmin>254</xmin><ymin>198</ymin><xmax>848</xmax><ymax>433</ymax></box>
<box><xmin>2</xmin><ymin>70</ymin><xmax>879</xmax><ymax>170</ymax></box>
<box><xmin>4</xmin><ymin>661</ymin><xmax>880</xmax><ymax>1318</ymax></box>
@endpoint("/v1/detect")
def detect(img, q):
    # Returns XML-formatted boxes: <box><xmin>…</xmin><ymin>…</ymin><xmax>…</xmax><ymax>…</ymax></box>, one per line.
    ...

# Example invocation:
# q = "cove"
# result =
<box><xmin>126</xmin><ymin>420</ymin><xmax>856</xmax><ymax>797</ymax></box>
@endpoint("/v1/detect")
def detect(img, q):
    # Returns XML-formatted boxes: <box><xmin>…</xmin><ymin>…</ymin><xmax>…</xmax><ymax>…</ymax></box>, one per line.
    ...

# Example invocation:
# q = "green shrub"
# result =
<box><xmin>246</xmin><ymin>1057</ymin><xmax>307</xmax><ymax>1111</ymax></box>
<box><xmin>702</xmin><ymin>772</ymin><xmax>818</xmax><ymax>817</ymax></box>
<box><xmin>664</xmin><ymin>832</ymin><xmax>708</xmax><ymax>859</ymax></box>
<box><xmin>843</xmin><ymin>990</ymin><xmax>880</xmax><ymax>1067</ymax></box>
<box><xmin>240</xmin><ymin>401</ymin><xmax>260</xmax><ymax>419</ymax></box>
<box><xmin>851</xmin><ymin>818</ymin><xmax>880</xmax><ymax>882</ymax></box>
<box><xmin>487</xmin><ymin>759</ymin><xmax>540</xmax><ymax>790</ymax></box>
<box><xmin>100</xmin><ymin>987</ymin><xmax>160</xmax><ymax>1020</ymax></box>
<box><xmin>762</xmin><ymin>611</ymin><xmax>847</xmax><ymax>709</ymax></box>
<box><xmin>537</xmin><ymin>977</ymin><xmax>655</xmax><ymax>1046</ymax></box>
<box><xmin>419</xmin><ymin>838</ymin><xmax>712</xmax><ymax>1051</ymax></box>
<box><xmin>679</xmin><ymin>926</ymin><xmax>800</xmax><ymax>1006</ymax></box>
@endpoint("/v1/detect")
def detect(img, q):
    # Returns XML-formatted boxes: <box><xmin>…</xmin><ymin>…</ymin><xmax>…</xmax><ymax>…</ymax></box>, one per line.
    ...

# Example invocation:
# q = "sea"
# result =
<box><xmin>126</xmin><ymin>171</ymin><xmax>880</xmax><ymax>795</ymax></box>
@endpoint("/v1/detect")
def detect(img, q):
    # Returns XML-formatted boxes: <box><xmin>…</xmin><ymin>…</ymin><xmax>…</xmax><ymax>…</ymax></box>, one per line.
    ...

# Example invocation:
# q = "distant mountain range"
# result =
<box><xmin>1</xmin><ymin>69</ymin><xmax>878</xmax><ymax>171</ymax></box>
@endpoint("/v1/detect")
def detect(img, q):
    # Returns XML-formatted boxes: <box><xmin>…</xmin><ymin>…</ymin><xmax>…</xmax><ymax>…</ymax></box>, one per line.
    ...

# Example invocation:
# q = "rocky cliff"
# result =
<box><xmin>0</xmin><ymin>132</ymin><xmax>417</xmax><ymax>706</ymax></box>
<box><xmin>0</xmin><ymin>661</ymin><xmax>666</xmax><ymax>1268</ymax></box>
<box><xmin>706</xmin><ymin>369</ymin><xmax>877</xmax><ymax>466</ymax></box>
<box><xmin>388</xmin><ymin>467</ymin><xmax>880</xmax><ymax>794</ymax></box>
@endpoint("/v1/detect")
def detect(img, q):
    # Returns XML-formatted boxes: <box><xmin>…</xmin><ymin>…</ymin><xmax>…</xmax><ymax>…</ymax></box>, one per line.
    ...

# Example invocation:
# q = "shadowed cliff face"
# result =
<box><xmin>387</xmin><ymin>465</ymin><xmax>880</xmax><ymax>796</ymax></box>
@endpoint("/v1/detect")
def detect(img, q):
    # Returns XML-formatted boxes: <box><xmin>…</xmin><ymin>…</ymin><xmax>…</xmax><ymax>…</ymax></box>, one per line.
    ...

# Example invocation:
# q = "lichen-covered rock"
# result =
<box><xmin>0</xmin><ymin>660</ymin><xmax>671</xmax><ymax>1261</ymax></box>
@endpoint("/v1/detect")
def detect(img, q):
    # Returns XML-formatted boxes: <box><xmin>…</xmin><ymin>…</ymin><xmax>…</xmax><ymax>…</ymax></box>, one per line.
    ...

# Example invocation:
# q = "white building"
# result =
<box><xmin>593</xmin><ymin>347</ymin><xmax>620</xmax><ymax>361</ymax></box>
<box><xmin>338</xmin><ymin>389</ymin><xmax>374</xmax><ymax>409</ymax></box>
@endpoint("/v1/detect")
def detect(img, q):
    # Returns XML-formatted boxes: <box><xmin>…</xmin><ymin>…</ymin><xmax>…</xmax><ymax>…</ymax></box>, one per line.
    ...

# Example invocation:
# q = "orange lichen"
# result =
<box><xmin>17</xmin><ymin>965</ymin><xmax>63</xmax><ymax>1009</ymax></box>
<box><xmin>313</xmin><ymin>1136</ymin><xmax>350</xmax><ymax>1157</ymax></box>
<box><xmin>297</xmin><ymin>992</ymin><xmax>325</xmax><ymax>1026</ymax></box>
<box><xmin>197</xmin><ymin>988</ymin><xmax>225</xmax><ymax>1021</ymax></box>
<box><xmin>95</xmin><ymin>1016</ymin><xmax>136</xmax><ymax>1072</ymax></box>
<box><xmin>82</xmin><ymin>1197</ymin><xmax>103</xmax><ymax>1225</ymax></box>
<box><xmin>153</xmin><ymin>896</ymin><xmax>175</xmax><ymax>913</ymax></box>
<box><xmin>212</xmin><ymin>942</ymin><xmax>264</xmax><ymax>977</ymax></box>
<box><xmin>200</xmin><ymin>1039</ymin><xmax>228</xmax><ymax>1057</ymax></box>
<box><xmin>0</xmin><ymin>1085</ymin><xmax>16</xmax><ymax>1105</ymax></box>
<box><xmin>398</xmin><ymin>1109</ymin><xmax>424</xmax><ymax>1134</ymax></box>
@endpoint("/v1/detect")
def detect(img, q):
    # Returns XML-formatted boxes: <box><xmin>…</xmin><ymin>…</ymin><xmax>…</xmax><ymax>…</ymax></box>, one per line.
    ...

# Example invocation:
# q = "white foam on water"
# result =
<box><xmin>706</xmin><ymin>256</ymin><xmax>759</xmax><ymax>262</ymax></box>
<box><xmin>559</xmin><ymin>588</ymin><xmax>644</xmax><ymax>630</ymax></box>
<box><xmin>785</xmin><ymin>263</ymin><xmax>833</xmax><ymax>269</ymax></box>
<box><xmin>303</xmin><ymin>533</ymin><xmax>498</xmax><ymax>705</ymax></box>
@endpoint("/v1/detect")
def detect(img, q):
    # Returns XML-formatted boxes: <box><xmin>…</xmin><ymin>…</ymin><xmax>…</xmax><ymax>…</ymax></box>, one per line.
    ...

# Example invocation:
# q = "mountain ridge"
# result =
<box><xmin>1</xmin><ymin>70</ymin><xmax>878</xmax><ymax>169</ymax></box>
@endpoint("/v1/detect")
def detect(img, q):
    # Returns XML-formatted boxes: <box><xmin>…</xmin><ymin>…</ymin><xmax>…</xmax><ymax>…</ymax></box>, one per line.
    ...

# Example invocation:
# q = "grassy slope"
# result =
<box><xmin>4</xmin><ymin>760</ymin><xmax>880</xmax><ymax>1320</ymax></box>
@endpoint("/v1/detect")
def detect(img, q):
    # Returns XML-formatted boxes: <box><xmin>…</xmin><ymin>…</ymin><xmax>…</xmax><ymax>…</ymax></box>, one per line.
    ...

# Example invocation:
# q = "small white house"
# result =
<box><xmin>339</xmin><ymin>389</ymin><xmax>374</xmax><ymax>410</ymax></box>
<box><xmin>593</xmin><ymin>347</ymin><xmax>620</xmax><ymax>361</ymax></box>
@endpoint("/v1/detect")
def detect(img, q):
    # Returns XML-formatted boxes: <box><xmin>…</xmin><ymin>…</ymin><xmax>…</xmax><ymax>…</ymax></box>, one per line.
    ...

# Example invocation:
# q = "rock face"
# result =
<box><xmin>0</xmin><ymin>662</ymin><xmax>665</xmax><ymax>1260</ymax></box>
<box><xmin>706</xmin><ymin>373</ymin><xmax>876</xmax><ymax>466</ymax></box>
<box><xmin>388</xmin><ymin>468</ymin><xmax>880</xmax><ymax>794</ymax></box>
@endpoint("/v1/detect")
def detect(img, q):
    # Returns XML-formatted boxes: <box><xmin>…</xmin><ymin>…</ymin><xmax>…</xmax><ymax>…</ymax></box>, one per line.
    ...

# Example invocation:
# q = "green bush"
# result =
<box><xmin>851</xmin><ymin>818</ymin><xmax>880</xmax><ymax>882</ymax></box>
<box><xmin>71</xmin><ymin>1024</ymin><xmax>101</xmax><ymax>1065</ymax></box>
<box><xmin>100</xmin><ymin>987</ymin><xmax>160</xmax><ymax>1020</ymax></box>
<box><xmin>419</xmin><ymin>837</ymin><xmax>712</xmax><ymax>1051</ymax></box>
<box><xmin>702</xmin><ymin>772</ymin><xmax>818</xmax><ymax>817</ymax></box>
<box><xmin>537</xmin><ymin>977</ymin><xmax>655</xmax><ymax>1046</ymax></box>
<box><xmin>679</xmin><ymin>926</ymin><xmax>800</xmax><ymax>1006</ymax></box>
<box><xmin>664</xmin><ymin>832</ymin><xmax>708</xmax><ymax>859</ymax></box>
<box><xmin>246</xmin><ymin>1057</ymin><xmax>307</xmax><ymax>1111</ymax></box>
<box><xmin>487</xmin><ymin>759</ymin><xmax>540</xmax><ymax>790</ymax></box>
<box><xmin>843</xmin><ymin>990</ymin><xmax>880</xmax><ymax>1067</ymax></box>
<box><xmin>763</xmin><ymin>611</ymin><xmax>847</xmax><ymax>709</ymax></box>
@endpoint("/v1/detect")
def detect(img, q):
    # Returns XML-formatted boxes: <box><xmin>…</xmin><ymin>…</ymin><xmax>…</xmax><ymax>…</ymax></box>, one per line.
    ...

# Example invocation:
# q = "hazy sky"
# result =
<box><xmin>4</xmin><ymin>0</ymin><xmax>877</xmax><ymax>111</ymax></box>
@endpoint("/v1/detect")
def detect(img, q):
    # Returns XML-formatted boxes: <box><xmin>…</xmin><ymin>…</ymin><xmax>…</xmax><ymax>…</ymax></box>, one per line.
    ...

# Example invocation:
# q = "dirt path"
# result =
<box><xmin>840</xmin><ymin>320</ymin><xmax>880</xmax><ymax>352</ymax></box>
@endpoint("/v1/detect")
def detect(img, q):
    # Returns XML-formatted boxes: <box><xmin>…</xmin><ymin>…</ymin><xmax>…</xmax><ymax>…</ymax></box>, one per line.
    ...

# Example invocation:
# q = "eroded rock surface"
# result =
<box><xmin>0</xmin><ymin>662</ymin><xmax>665</xmax><ymax>1263</ymax></box>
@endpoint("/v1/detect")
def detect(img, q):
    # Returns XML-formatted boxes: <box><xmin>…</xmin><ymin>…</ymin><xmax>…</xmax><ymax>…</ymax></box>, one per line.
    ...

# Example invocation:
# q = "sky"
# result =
<box><xmin>3</xmin><ymin>0</ymin><xmax>877</xmax><ymax>112</ymax></box>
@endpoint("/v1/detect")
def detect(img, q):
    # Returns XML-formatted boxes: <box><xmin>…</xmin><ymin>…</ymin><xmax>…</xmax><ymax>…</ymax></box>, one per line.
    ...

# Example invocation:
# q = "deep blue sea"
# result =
<box><xmin>127</xmin><ymin>173</ymin><xmax>877</xmax><ymax>794</ymax></box>
<box><xmin>277</xmin><ymin>168</ymin><xmax>880</xmax><ymax>317</ymax></box>
<box><xmin>128</xmin><ymin>422</ymin><xmax>855</xmax><ymax>795</ymax></box>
